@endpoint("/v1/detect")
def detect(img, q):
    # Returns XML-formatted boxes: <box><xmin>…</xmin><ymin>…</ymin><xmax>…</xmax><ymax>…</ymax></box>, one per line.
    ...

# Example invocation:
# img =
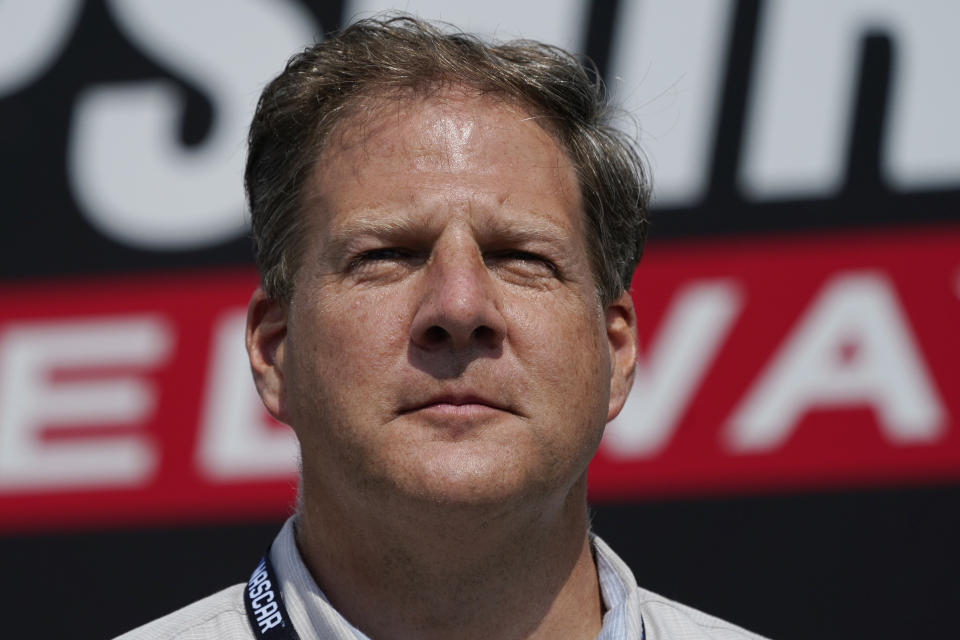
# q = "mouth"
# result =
<box><xmin>399</xmin><ymin>394</ymin><xmax>514</xmax><ymax>417</ymax></box>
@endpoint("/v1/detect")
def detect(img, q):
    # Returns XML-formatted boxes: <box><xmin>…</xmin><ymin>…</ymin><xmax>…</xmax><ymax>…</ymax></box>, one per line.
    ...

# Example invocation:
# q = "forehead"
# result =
<box><xmin>303</xmin><ymin>89</ymin><xmax>584</xmax><ymax>239</ymax></box>
<box><xmin>323</xmin><ymin>88</ymin><xmax>566</xmax><ymax>166</ymax></box>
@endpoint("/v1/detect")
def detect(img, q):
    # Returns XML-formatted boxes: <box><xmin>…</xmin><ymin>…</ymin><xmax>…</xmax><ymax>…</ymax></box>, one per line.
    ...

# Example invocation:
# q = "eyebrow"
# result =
<box><xmin>327</xmin><ymin>215</ymin><xmax>422</xmax><ymax>246</ymax></box>
<box><xmin>327</xmin><ymin>210</ymin><xmax>572</xmax><ymax>248</ymax></box>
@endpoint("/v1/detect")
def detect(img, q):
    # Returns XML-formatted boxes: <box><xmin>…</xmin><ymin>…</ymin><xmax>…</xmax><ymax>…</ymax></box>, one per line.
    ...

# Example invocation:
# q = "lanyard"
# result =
<box><xmin>244</xmin><ymin>548</ymin><xmax>302</xmax><ymax>640</ymax></box>
<box><xmin>244</xmin><ymin>546</ymin><xmax>644</xmax><ymax>640</ymax></box>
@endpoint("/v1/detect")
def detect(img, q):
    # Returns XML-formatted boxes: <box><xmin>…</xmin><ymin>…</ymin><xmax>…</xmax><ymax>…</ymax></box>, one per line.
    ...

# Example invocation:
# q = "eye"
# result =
<box><xmin>347</xmin><ymin>248</ymin><xmax>424</xmax><ymax>273</ymax></box>
<box><xmin>354</xmin><ymin>247</ymin><xmax>405</xmax><ymax>262</ymax></box>
<box><xmin>484</xmin><ymin>250</ymin><xmax>560</xmax><ymax>279</ymax></box>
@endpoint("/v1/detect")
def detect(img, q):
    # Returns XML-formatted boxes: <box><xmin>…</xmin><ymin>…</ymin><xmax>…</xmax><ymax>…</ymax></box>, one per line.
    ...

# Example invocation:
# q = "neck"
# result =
<box><xmin>295</xmin><ymin>475</ymin><xmax>603</xmax><ymax>640</ymax></box>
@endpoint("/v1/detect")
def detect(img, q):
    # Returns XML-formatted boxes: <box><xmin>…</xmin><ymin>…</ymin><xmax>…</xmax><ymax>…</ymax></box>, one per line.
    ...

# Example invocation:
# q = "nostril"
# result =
<box><xmin>472</xmin><ymin>325</ymin><xmax>495</xmax><ymax>342</ymax></box>
<box><xmin>424</xmin><ymin>325</ymin><xmax>448</xmax><ymax>345</ymax></box>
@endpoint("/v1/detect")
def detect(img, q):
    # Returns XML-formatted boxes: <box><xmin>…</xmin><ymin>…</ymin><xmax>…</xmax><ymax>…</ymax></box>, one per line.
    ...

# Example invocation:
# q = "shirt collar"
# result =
<box><xmin>270</xmin><ymin>517</ymin><xmax>642</xmax><ymax>640</ymax></box>
<box><xmin>593</xmin><ymin>533</ymin><xmax>646</xmax><ymax>639</ymax></box>
<box><xmin>270</xmin><ymin>517</ymin><xmax>370</xmax><ymax>640</ymax></box>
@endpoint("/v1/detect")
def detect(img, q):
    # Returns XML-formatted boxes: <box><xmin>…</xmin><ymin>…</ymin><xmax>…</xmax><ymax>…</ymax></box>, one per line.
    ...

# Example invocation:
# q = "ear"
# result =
<box><xmin>246</xmin><ymin>286</ymin><xmax>289</xmax><ymax>423</ymax></box>
<box><xmin>605</xmin><ymin>290</ymin><xmax>637</xmax><ymax>422</ymax></box>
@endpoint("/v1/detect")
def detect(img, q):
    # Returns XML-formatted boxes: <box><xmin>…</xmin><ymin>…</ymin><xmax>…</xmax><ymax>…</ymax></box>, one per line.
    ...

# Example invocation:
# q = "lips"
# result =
<box><xmin>399</xmin><ymin>393</ymin><xmax>514</xmax><ymax>416</ymax></box>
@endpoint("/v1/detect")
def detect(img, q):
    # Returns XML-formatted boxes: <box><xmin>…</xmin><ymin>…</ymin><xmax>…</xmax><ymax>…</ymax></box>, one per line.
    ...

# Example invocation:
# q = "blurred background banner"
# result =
<box><xmin>1</xmin><ymin>1</ymin><xmax>957</xmax><ymax>638</ymax></box>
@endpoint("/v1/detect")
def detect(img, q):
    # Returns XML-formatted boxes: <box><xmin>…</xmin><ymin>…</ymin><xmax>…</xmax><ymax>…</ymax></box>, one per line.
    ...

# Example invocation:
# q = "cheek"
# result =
<box><xmin>286</xmin><ymin>292</ymin><xmax>405</xmax><ymax>419</ymax></box>
<box><xmin>510</xmin><ymin>296</ymin><xmax>609</xmax><ymax>407</ymax></box>
<box><xmin>512</xmin><ymin>301</ymin><xmax>610</xmax><ymax>477</ymax></box>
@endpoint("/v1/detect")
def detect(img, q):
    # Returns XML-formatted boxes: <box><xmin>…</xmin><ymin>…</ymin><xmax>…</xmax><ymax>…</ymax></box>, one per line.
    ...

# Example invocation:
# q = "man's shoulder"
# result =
<box><xmin>593</xmin><ymin>535</ymin><xmax>770</xmax><ymax>640</ymax></box>
<box><xmin>114</xmin><ymin>583</ymin><xmax>252</xmax><ymax>640</ymax></box>
<box><xmin>634</xmin><ymin>584</ymin><xmax>771</xmax><ymax>640</ymax></box>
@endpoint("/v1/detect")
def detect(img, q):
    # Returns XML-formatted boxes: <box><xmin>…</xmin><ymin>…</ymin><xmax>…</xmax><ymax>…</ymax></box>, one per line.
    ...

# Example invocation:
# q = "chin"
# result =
<box><xmin>389</xmin><ymin>444</ymin><xmax>577</xmax><ymax>512</ymax></box>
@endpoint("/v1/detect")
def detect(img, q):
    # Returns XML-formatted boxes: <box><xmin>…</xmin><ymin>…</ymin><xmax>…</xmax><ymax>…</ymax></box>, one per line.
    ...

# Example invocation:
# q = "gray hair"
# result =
<box><xmin>245</xmin><ymin>14</ymin><xmax>650</xmax><ymax>304</ymax></box>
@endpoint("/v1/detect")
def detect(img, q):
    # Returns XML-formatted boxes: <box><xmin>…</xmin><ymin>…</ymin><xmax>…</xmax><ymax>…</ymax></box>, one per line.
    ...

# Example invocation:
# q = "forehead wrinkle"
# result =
<box><xmin>325</xmin><ymin>200</ymin><xmax>576</xmax><ymax>255</ymax></box>
<box><xmin>470</xmin><ymin>206</ymin><xmax>574</xmax><ymax>245</ymax></box>
<box><xmin>327</xmin><ymin>212</ymin><xmax>426</xmax><ymax>245</ymax></box>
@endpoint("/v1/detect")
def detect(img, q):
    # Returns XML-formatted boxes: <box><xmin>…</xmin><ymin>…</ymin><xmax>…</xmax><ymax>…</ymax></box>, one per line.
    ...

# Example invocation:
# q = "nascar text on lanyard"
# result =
<box><xmin>245</xmin><ymin>549</ymin><xmax>301</xmax><ymax>640</ymax></box>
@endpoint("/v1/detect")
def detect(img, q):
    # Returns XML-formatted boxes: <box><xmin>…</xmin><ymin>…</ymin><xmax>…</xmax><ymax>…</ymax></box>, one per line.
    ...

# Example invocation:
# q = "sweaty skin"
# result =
<box><xmin>246</xmin><ymin>89</ymin><xmax>638</xmax><ymax>640</ymax></box>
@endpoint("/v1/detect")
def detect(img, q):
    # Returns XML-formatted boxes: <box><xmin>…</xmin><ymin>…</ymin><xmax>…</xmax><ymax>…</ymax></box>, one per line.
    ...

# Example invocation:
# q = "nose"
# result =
<box><xmin>409</xmin><ymin>238</ymin><xmax>507</xmax><ymax>353</ymax></box>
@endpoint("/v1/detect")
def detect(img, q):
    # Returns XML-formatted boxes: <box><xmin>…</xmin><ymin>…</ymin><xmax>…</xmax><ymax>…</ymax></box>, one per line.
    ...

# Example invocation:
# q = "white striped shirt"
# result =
<box><xmin>118</xmin><ymin>518</ymin><xmax>770</xmax><ymax>640</ymax></box>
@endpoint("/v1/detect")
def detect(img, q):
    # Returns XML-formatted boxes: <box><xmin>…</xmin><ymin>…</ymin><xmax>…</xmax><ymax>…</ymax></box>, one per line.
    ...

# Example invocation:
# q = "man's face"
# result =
<box><xmin>249</xmin><ymin>91</ymin><xmax>636</xmax><ymax>513</ymax></box>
